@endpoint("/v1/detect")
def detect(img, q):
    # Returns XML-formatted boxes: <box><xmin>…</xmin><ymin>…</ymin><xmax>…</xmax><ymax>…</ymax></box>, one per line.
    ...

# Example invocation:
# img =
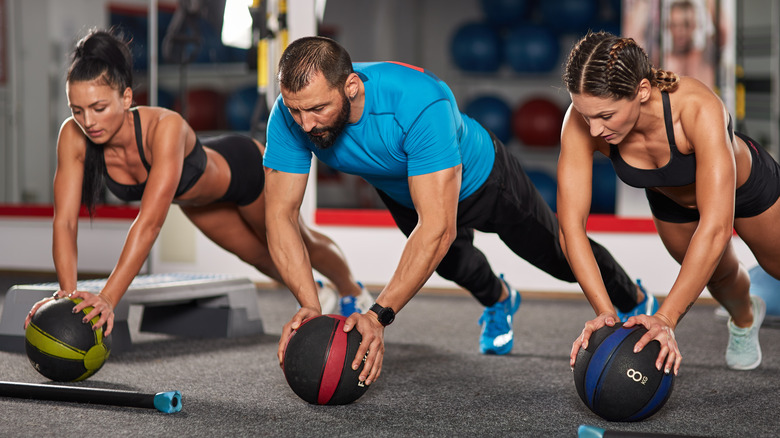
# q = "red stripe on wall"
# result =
<box><xmin>583</xmin><ymin>214</ymin><xmax>658</xmax><ymax>233</ymax></box>
<box><xmin>316</xmin><ymin>209</ymin><xmax>658</xmax><ymax>234</ymax></box>
<box><xmin>315</xmin><ymin>209</ymin><xmax>398</xmax><ymax>227</ymax></box>
<box><xmin>0</xmin><ymin>204</ymin><xmax>140</xmax><ymax>220</ymax></box>
<box><xmin>0</xmin><ymin>205</ymin><xmax>658</xmax><ymax>234</ymax></box>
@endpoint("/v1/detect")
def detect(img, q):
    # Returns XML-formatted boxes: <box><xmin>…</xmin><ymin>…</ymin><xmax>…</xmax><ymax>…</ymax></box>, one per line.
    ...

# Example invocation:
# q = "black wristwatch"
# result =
<box><xmin>370</xmin><ymin>303</ymin><xmax>395</xmax><ymax>326</ymax></box>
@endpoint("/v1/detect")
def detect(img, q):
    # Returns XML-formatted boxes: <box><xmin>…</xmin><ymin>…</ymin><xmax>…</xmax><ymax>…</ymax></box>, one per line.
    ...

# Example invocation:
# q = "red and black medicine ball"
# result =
<box><xmin>283</xmin><ymin>315</ymin><xmax>368</xmax><ymax>405</ymax></box>
<box><xmin>573</xmin><ymin>323</ymin><xmax>675</xmax><ymax>422</ymax></box>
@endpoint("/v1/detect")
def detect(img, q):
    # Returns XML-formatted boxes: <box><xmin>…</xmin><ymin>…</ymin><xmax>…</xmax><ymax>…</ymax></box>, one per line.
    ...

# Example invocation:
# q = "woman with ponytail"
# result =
<box><xmin>559</xmin><ymin>31</ymin><xmax>777</xmax><ymax>374</ymax></box>
<box><xmin>24</xmin><ymin>28</ymin><xmax>372</xmax><ymax>335</ymax></box>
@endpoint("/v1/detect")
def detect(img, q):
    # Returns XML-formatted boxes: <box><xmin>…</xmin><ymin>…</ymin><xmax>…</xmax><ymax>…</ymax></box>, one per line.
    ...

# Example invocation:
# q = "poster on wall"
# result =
<box><xmin>622</xmin><ymin>0</ymin><xmax>663</xmax><ymax>67</ymax></box>
<box><xmin>622</xmin><ymin>0</ymin><xmax>736</xmax><ymax>114</ymax></box>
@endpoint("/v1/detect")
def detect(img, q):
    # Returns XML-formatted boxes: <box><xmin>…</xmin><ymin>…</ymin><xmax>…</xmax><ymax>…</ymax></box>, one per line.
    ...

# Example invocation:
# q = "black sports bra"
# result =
<box><xmin>104</xmin><ymin>109</ymin><xmax>207</xmax><ymax>202</ymax></box>
<box><xmin>609</xmin><ymin>91</ymin><xmax>698</xmax><ymax>188</ymax></box>
<box><xmin>608</xmin><ymin>92</ymin><xmax>735</xmax><ymax>189</ymax></box>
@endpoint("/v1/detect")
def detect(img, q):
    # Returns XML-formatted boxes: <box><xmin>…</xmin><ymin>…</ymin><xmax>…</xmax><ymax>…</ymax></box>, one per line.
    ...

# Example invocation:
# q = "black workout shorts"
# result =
<box><xmin>646</xmin><ymin>132</ymin><xmax>780</xmax><ymax>223</ymax></box>
<box><xmin>202</xmin><ymin>134</ymin><xmax>265</xmax><ymax>206</ymax></box>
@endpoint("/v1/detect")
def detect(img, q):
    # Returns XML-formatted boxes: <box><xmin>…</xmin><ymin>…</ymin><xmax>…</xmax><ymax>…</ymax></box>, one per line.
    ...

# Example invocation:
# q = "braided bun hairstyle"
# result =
<box><xmin>563</xmin><ymin>31</ymin><xmax>679</xmax><ymax>99</ymax></box>
<box><xmin>66</xmin><ymin>28</ymin><xmax>134</xmax><ymax>217</ymax></box>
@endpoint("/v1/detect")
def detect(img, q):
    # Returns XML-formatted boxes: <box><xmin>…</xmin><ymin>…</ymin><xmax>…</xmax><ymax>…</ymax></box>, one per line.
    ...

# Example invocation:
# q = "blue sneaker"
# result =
<box><xmin>316</xmin><ymin>280</ymin><xmax>339</xmax><ymax>315</ymax></box>
<box><xmin>339</xmin><ymin>282</ymin><xmax>373</xmax><ymax>317</ymax></box>
<box><xmin>478</xmin><ymin>275</ymin><xmax>522</xmax><ymax>355</ymax></box>
<box><xmin>616</xmin><ymin>280</ymin><xmax>658</xmax><ymax>322</ymax></box>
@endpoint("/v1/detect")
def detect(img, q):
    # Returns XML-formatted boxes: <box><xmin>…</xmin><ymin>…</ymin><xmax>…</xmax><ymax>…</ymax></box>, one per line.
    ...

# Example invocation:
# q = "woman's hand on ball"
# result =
<box><xmin>71</xmin><ymin>291</ymin><xmax>116</xmax><ymax>336</ymax></box>
<box><xmin>623</xmin><ymin>314</ymin><xmax>681</xmax><ymax>376</ymax></box>
<box><xmin>570</xmin><ymin>312</ymin><xmax>618</xmax><ymax>368</ymax></box>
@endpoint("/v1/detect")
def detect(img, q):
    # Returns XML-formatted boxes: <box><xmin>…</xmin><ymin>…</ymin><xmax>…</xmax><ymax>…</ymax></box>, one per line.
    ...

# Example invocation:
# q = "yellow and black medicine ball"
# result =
<box><xmin>25</xmin><ymin>297</ymin><xmax>111</xmax><ymax>382</ymax></box>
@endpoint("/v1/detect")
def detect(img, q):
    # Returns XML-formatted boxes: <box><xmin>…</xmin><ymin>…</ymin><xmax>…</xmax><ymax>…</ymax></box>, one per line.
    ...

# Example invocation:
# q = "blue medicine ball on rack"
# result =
<box><xmin>225</xmin><ymin>86</ymin><xmax>259</xmax><ymax>132</ymax></box>
<box><xmin>464</xmin><ymin>95</ymin><xmax>513</xmax><ymax>144</ymax></box>
<box><xmin>526</xmin><ymin>169</ymin><xmax>557</xmax><ymax>212</ymax></box>
<box><xmin>591</xmin><ymin>158</ymin><xmax>617</xmax><ymax>214</ymax></box>
<box><xmin>504</xmin><ymin>25</ymin><xmax>560</xmax><ymax>73</ymax></box>
<box><xmin>450</xmin><ymin>22</ymin><xmax>503</xmax><ymax>73</ymax></box>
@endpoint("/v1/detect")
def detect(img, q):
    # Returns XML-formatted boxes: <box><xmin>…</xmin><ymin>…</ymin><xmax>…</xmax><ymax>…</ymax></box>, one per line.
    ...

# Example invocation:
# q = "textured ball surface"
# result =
<box><xmin>283</xmin><ymin>315</ymin><xmax>368</xmax><ymax>405</ymax></box>
<box><xmin>25</xmin><ymin>298</ymin><xmax>111</xmax><ymax>382</ymax></box>
<box><xmin>573</xmin><ymin>324</ymin><xmax>674</xmax><ymax>422</ymax></box>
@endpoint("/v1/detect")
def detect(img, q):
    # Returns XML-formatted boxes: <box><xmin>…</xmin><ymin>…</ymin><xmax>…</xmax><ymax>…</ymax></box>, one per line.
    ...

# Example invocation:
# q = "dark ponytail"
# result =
<box><xmin>67</xmin><ymin>28</ymin><xmax>134</xmax><ymax>216</ymax></box>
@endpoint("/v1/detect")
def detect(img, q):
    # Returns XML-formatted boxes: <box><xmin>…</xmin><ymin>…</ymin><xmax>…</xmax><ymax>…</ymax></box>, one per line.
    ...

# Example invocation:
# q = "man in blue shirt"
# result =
<box><xmin>264</xmin><ymin>36</ymin><xmax>654</xmax><ymax>386</ymax></box>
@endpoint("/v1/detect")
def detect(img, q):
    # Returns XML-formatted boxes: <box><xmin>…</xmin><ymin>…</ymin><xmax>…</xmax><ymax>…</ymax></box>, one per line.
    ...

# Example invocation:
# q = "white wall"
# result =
<box><xmin>7</xmin><ymin>0</ymin><xmax>111</xmax><ymax>204</ymax></box>
<box><xmin>0</xmin><ymin>216</ymin><xmax>139</xmax><ymax>273</ymax></box>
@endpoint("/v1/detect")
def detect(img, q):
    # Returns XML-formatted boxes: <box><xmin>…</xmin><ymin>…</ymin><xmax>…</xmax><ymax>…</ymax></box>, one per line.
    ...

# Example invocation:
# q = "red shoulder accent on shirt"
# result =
<box><xmin>386</xmin><ymin>61</ymin><xmax>424</xmax><ymax>73</ymax></box>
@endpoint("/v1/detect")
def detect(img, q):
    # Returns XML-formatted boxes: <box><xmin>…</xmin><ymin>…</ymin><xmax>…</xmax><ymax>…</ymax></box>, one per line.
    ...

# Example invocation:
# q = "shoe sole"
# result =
<box><xmin>480</xmin><ymin>346</ymin><xmax>512</xmax><ymax>355</ymax></box>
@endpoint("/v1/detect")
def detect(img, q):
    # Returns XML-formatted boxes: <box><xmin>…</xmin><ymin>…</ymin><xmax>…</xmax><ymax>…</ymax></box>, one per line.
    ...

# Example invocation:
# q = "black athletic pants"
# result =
<box><xmin>376</xmin><ymin>134</ymin><xmax>638</xmax><ymax>311</ymax></box>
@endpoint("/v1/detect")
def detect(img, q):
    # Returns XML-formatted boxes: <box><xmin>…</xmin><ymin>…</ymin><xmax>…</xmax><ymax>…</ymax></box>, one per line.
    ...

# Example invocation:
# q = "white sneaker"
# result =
<box><xmin>726</xmin><ymin>295</ymin><xmax>766</xmax><ymax>370</ymax></box>
<box><xmin>316</xmin><ymin>280</ymin><xmax>339</xmax><ymax>315</ymax></box>
<box><xmin>339</xmin><ymin>282</ymin><xmax>373</xmax><ymax>316</ymax></box>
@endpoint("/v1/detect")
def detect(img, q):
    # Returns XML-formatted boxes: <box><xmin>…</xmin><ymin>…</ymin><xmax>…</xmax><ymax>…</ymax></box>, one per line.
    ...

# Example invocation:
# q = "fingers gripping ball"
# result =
<box><xmin>25</xmin><ymin>298</ymin><xmax>111</xmax><ymax>382</ymax></box>
<box><xmin>283</xmin><ymin>315</ymin><xmax>369</xmax><ymax>405</ymax></box>
<box><xmin>573</xmin><ymin>324</ymin><xmax>674</xmax><ymax>422</ymax></box>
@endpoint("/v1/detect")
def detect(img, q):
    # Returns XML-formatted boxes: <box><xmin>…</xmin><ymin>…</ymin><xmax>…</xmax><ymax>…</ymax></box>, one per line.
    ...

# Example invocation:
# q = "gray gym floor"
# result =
<box><xmin>0</xmin><ymin>273</ymin><xmax>777</xmax><ymax>437</ymax></box>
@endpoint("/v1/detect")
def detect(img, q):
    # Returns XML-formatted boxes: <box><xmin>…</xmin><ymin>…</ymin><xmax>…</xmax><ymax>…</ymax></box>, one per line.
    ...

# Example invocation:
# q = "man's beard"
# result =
<box><xmin>307</xmin><ymin>94</ymin><xmax>351</xmax><ymax>149</ymax></box>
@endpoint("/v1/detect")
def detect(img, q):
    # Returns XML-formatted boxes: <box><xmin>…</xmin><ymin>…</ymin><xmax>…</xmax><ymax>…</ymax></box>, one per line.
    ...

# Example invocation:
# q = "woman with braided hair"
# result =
<box><xmin>559</xmin><ymin>31</ymin><xmax>776</xmax><ymax>375</ymax></box>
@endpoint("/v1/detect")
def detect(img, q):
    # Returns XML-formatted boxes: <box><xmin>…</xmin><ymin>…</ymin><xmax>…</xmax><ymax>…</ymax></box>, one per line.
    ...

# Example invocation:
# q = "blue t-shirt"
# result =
<box><xmin>264</xmin><ymin>61</ymin><xmax>495</xmax><ymax>209</ymax></box>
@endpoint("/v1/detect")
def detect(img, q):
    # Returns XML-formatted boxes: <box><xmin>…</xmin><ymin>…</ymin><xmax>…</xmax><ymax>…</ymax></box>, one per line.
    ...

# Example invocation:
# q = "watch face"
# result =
<box><xmin>372</xmin><ymin>304</ymin><xmax>394</xmax><ymax>326</ymax></box>
<box><xmin>379</xmin><ymin>309</ymin><xmax>394</xmax><ymax>325</ymax></box>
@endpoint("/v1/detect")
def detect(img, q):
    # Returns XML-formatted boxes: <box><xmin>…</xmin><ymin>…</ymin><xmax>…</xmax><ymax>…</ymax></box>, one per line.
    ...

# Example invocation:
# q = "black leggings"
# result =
<box><xmin>377</xmin><ymin>134</ymin><xmax>638</xmax><ymax>311</ymax></box>
<box><xmin>202</xmin><ymin>134</ymin><xmax>265</xmax><ymax>206</ymax></box>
